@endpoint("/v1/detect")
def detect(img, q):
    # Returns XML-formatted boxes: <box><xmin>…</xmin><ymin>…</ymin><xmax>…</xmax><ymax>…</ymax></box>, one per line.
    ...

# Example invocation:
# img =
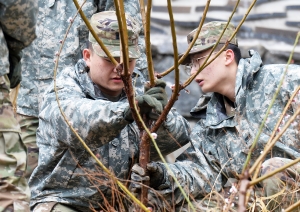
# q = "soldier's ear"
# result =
<box><xmin>224</xmin><ymin>49</ymin><xmax>235</xmax><ymax>66</ymax></box>
<box><xmin>83</xmin><ymin>49</ymin><xmax>91</xmax><ymax>67</ymax></box>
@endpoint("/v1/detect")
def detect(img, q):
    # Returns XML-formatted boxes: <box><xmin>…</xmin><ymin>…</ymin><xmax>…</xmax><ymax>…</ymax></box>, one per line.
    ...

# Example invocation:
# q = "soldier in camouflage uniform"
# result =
<box><xmin>0</xmin><ymin>0</ymin><xmax>37</xmax><ymax>211</ymax></box>
<box><xmin>16</xmin><ymin>0</ymin><xmax>147</xmax><ymax>179</ymax></box>
<box><xmin>29</xmin><ymin>11</ymin><xmax>190</xmax><ymax>212</ymax></box>
<box><xmin>130</xmin><ymin>21</ymin><xmax>300</xmax><ymax>211</ymax></box>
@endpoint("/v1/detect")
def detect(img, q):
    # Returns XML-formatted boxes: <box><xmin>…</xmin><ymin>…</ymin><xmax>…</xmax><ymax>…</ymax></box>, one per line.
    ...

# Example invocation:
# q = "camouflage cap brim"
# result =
<box><xmin>179</xmin><ymin>43</ymin><xmax>215</xmax><ymax>65</ymax></box>
<box><xmin>92</xmin><ymin>42</ymin><xmax>141</xmax><ymax>59</ymax></box>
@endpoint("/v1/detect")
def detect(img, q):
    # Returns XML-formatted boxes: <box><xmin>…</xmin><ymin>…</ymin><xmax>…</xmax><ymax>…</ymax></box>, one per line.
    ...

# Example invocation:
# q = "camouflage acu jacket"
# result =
<box><xmin>17</xmin><ymin>0</ymin><xmax>146</xmax><ymax>117</ymax></box>
<box><xmin>29</xmin><ymin>59</ymin><xmax>190</xmax><ymax>211</ymax></box>
<box><xmin>158</xmin><ymin>50</ymin><xmax>300</xmax><ymax>205</ymax></box>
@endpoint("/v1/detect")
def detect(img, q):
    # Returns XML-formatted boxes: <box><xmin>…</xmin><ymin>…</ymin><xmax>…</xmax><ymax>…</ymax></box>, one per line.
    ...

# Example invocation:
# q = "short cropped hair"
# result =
<box><xmin>214</xmin><ymin>43</ymin><xmax>241</xmax><ymax>64</ymax></box>
<box><xmin>87</xmin><ymin>41</ymin><xmax>93</xmax><ymax>52</ymax></box>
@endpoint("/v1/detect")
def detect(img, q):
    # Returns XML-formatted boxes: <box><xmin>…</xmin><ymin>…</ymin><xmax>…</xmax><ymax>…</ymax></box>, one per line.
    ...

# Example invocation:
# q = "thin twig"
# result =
<box><xmin>113</xmin><ymin>0</ymin><xmax>129</xmax><ymax>75</ymax></box>
<box><xmin>166</xmin><ymin>0</ymin><xmax>180</xmax><ymax>111</ymax></box>
<box><xmin>145</xmin><ymin>0</ymin><xmax>155</xmax><ymax>85</ymax></box>
<box><xmin>285</xmin><ymin>199</ymin><xmax>300</xmax><ymax>212</ymax></box>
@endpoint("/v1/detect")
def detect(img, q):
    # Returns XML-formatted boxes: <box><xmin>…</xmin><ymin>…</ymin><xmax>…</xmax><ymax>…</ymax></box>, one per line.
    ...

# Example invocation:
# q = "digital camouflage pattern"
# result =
<box><xmin>0</xmin><ymin>0</ymin><xmax>37</xmax><ymax>77</ymax></box>
<box><xmin>89</xmin><ymin>11</ymin><xmax>141</xmax><ymax>59</ymax></box>
<box><xmin>14</xmin><ymin>0</ymin><xmax>96</xmax><ymax>185</ymax></box>
<box><xmin>0</xmin><ymin>0</ymin><xmax>37</xmax><ymax>211</ymax></box>
<box><xmin>180</xmin><ymin>21</ymin><xmax>238</xmax><ymax>65</ymax></box>
<box><xmin>29</xmin><ymin>58</ymin><xmax>191</xmax><ymax>211</ymax></box>
<box><xmin>17</xmin><ymin>0</ymin><xmax>96</xmax><ymax>118</ymax></box>
<box><xmin>151</xmin><ymin>50</ymin><xmax>300</xmax><ymax>211</ymax></box>
<box><xmin>16</xmin><ymin>0</ymin><xmax>147</xmax><ymax>180</ymax></box>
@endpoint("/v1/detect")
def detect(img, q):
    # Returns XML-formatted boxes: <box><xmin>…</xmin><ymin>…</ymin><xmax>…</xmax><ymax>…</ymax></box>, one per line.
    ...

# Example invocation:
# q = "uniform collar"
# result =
<box><xmin>190</xmin><ymin>93</ymin><xmax>235</xmax><ymax>127</ymax></box>
<box><xmin>235</xmin><ymin>50</ymin><xmax>262</xmax><ymax>106</ymax></box>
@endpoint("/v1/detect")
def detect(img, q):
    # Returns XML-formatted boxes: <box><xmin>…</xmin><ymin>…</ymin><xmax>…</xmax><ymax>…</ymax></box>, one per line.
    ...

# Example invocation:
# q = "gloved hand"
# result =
<box><xmin>124</xmin><ymin>79</ymin><xmax>168</xmax><ymax>122</ymax></box>
<box><xmin>124</xmin><ymin>95</ymin><xmax>163</xmax><ymax>122</ymax></box>
<box><xmin>130</xmin><ymin>162</ymin><xmax>166</xmax><ymax>193</ymax></box>
<box><xmin>144</xmin><ymin>79</ymin><xmax>168</xmax><ymax>108</ymax></box>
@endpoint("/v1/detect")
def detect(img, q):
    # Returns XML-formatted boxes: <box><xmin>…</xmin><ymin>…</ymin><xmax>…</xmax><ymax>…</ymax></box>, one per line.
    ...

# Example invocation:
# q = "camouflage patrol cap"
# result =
<box><xmin>88</xmin><ymin>11</ymin><xmax>141</xmax><ymax>59</ymax></box>
<box><xmin>180</xmin><ymin>21</ymin><xmax>238</xmax><ymax>64</ymax></box>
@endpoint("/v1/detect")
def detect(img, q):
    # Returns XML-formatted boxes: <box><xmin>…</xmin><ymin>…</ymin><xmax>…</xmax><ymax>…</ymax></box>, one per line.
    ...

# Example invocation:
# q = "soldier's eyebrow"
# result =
<box><xmin>190</xmin><ymin>54</ymin><xmax>202</xmax><ymax>60</ymax></box>
<box><xmin>103</xmin><ymin>58</ymin><xmax>134</xmax><ymax>63</ymax></box>
<box><xmin>103</xmin><ymin>58</ymin><xmax>113</xmax><ymax>63</ymax></box>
